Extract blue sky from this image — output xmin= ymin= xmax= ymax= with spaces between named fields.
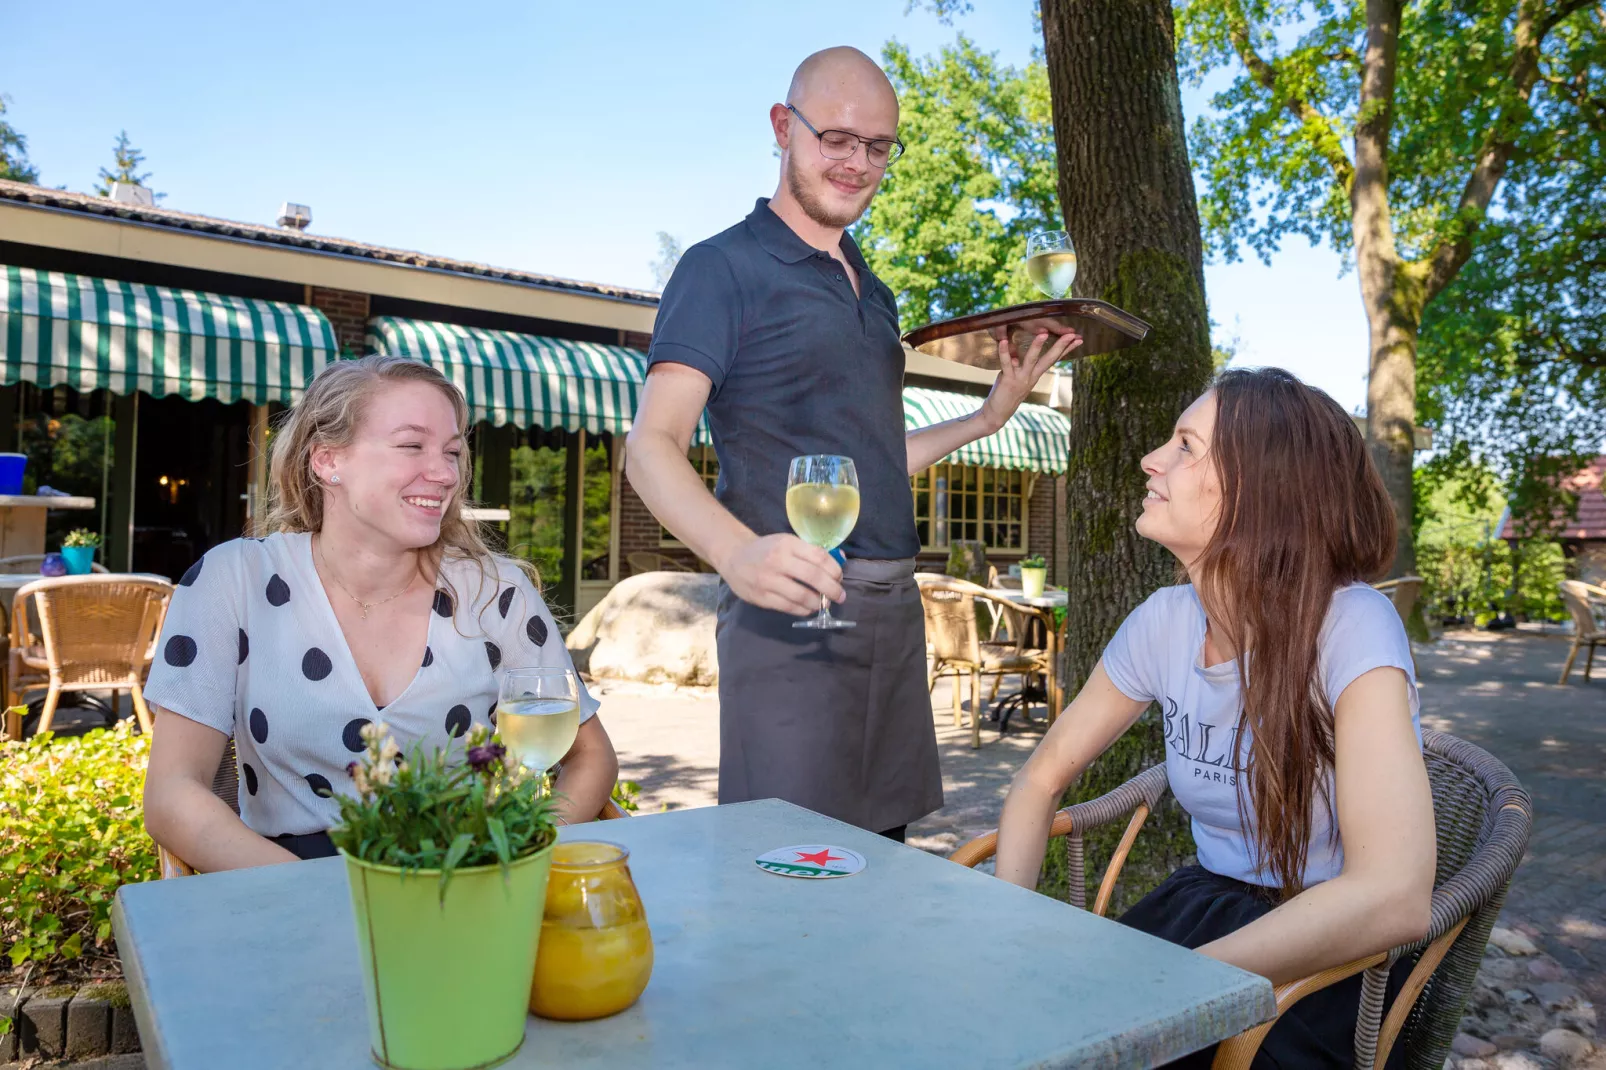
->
xmin=0 ymin=0 xmax=1369 ymax=412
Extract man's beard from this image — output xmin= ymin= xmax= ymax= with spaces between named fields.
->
xmin=787 ymin=154 xmax=875 ymax=229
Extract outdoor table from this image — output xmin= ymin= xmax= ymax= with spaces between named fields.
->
xmin=987 ymin=586 xmax=1069 ymax=722
xmin=113 ymin=799 xmax=1275 ymax=1070
xmin=0 ymin=493 xmax=96 ymax=557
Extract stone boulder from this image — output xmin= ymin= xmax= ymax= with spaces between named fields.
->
xmin=567 ymin=571 xmax=720 ymax=687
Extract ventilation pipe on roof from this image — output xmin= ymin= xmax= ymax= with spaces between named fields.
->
xmin=108 ymin=182 xmax=155 ymax=207
xmin=277 ymin=202 xmax=312 ymax=231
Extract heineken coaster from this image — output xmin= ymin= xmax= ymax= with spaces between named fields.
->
xmin=755 ymin=845 xmax=867 ymax=879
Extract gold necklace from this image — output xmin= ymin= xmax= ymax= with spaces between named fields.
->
xmin=315 ymin=536 xmax=415 ymax=620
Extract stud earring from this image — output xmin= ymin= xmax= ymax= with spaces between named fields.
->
xmin=330 ymin=474 xmax=341 ymax=485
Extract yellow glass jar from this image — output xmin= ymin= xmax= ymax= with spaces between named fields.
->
xmin=530 ymin=841 xmax=653 ymax=1021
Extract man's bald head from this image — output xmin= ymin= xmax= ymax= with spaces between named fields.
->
xmin=770 ymin=46 xmax=899 ymax=232
xmin=785 ymin=46 xmax=898 ymax=126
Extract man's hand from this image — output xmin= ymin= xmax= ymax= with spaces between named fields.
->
xmin=979 ymin=328 xmax=1084 ymax=432
xmin=716 ymin=534 xmax=845 ymax=617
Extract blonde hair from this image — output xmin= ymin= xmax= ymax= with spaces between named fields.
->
xmin=265 ymin=354 xmax=532 ymax=610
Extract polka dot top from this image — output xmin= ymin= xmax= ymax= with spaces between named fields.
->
xmin=143 ymin=532 xmax=599 ymax=838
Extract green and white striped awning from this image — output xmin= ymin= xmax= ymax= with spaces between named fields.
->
xmin=1 ymin=264 xmax=338 ymax=404
xmin=903 ymin=386 xmax=1070 ymax=473
xmin=368 ymin=317 xmax=659 ymax=435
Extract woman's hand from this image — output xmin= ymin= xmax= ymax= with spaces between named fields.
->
xmin=549 ymin=715 xmax=620 ymax=826
xmin=994 ymin=661 xmax=1148 ymax=887
xmin=144 ymin=708 xmax=300 ymax=872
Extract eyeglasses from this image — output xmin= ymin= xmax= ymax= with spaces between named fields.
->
xmin=786 ymin=104 xmax=905 ymax=169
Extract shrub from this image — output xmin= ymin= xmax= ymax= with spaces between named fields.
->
xmin=0 ymin=720 xmax=156 ymax=979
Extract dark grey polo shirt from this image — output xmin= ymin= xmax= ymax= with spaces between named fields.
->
xmin=647 ymin=198 xmax=918 ymax=560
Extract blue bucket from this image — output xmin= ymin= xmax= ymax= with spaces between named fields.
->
xmin=0 ymin=454 xmax=25 ymax=496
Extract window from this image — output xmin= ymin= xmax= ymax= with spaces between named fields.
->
xmin=660 ymin=446 xmax=720 ymax=545
xmin=911 ymin=464 xmax=1028 ymax=552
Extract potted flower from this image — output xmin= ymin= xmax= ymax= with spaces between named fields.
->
xmin=1019 ymin=555 xmax=1048 ymax=599
xmin=60 ymin=529 xmax=101 ymax=575
xmin=330 ymin=723 xmax=559 ymax=1070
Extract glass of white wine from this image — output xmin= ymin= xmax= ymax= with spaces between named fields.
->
xmin=785 ymin=454 xmax=860 ymax=631
xmin=496 ymin=667 xmax=580 ymax=787
xmin=1026 ymin=230 xmax=1078 ymax=299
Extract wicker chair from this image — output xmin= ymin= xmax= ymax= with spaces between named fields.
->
xmin=156 ymin=737 xmax=632 ymax=878
xmin=1557 ymin=580 xmax=1606 ymax=684
xmin=918 ymin=575 xmax=1053 ymax=748
xmin=1373 ymin=576 xmax=1424 ymax=672
xmin=949 ymin=730 xmax=1531 ymax=1070
xmin=3 ymin=574 xmax=173 ymax=739
xmin=0 ymin=554 xmax=109 ymax=574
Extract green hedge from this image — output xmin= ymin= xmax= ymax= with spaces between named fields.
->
xmin=0 ymin=722 xmax=156 ymax=977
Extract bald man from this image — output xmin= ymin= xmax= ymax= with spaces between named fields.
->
xmin=625 ymin=47 xmax=1080 ymax=839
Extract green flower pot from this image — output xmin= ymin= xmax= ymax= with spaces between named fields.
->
xmin=61 ymin=544 xmax=97 ymax=575
xmin=342 ymin=842 xmax=555 ymax=1070
xmin=1020 ymin=566 xmax=1047 ymax=599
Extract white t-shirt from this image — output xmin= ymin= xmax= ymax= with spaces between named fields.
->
xmin=143 ymin=532 xmax=598 ymax=838
xmin=1101 ymin=583 xmax=1420 ymax=888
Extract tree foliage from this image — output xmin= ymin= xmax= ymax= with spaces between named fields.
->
xmin=650 ymin=232 xmax=683 ymax=290
xmin=94 ymin=130 xmax=160 ymax=199
xmin=0 ymin=95 xmax=38 ymax=185
xmin=1175 ymin=0 xmax=1604 ymax=572
xmin=853 ymin=37 xmax=1060 ymax=331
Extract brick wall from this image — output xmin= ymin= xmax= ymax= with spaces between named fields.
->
xmin=618 ymin=468 xmax=703 ymax=573
xmin=308 ymin=286 xmax=371 ymax=355
xmin=1025 ymin=473 xmax=1066 ymax=584
xmin=620 ymin=330 xmax=652 ymax=351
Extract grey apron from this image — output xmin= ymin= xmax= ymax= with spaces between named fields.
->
xmin=716 ymin=558 xmax=944 ymax=833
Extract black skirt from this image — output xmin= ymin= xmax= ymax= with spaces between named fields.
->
xmin=1118 ymin=866 xmax=1412 ymax=1070
xmin=270 ymin=831 xmax=338 ymax=860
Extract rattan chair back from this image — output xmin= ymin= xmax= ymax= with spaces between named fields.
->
xmin=27 ymin=575 xmax=172 ymax=689
xmin=1559 ymin=580 xmax=1605 ymax=640
xmin=918 ymin=577 xmax=983 ymax=664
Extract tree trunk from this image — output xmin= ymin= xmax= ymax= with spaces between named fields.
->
xmin=1041 ymin=0 xmax=1214 ymax=911
xmin=1362 ymin=286 xmax=1422 ymax=578
xmin=1353 ymin=0 xmax=1420 ymax=579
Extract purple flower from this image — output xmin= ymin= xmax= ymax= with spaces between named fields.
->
xmin=466 ymin=742 xmax=506 ymax=772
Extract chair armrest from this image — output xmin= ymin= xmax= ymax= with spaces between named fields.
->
xmin=157 ymin=844 xmax=198 ymax=879
xmin=949 ymin=764 xmax=1169 ymax=870
xmin=1211 ymin=952 xmax=1388 ymax=1070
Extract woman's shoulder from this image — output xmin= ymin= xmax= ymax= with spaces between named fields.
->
xmin=1325 ymin=582 xmax=1404 ymax=631
xmin=438 ymin=551 xmax=543 ymax=614
xmin=178 ymin=532 xmax=305 ymax=587
xmin=1132 ymin=583 xmax=1204 ymax=622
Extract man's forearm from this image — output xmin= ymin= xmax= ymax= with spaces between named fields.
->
xmin=906 ymin=411 xmax=1002 ymax=474
xmin=624 ymin=427 xmax=756 ymax=572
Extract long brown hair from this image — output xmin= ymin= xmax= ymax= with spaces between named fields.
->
xmin=1192 ymin=367 xmax=1395 ymax=897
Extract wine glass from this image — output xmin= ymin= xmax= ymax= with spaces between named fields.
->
xmin=1025 ymin=230 xmax=1078 ymax=299
xmin=786 ymin=455 xmax=860 ymax=630
xmin=496 ymin=667 xmax=580 ymax=785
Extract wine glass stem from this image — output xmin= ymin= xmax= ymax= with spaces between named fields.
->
xmin=818 ymin=595 xmax=833 ymax=624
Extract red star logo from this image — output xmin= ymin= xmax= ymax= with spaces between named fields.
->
xmin=794 ymin=848 xmax=843 ymax=868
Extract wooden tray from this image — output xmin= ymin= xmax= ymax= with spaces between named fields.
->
xmin=901 ymin=299 xmax=1151 ymax=370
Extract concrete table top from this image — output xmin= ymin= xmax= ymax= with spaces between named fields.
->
xmin=113 ymin=799 xmax=1274 ymax=1069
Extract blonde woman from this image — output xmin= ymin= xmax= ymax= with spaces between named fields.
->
xmin=144 ymin=355 xmax=617 ymax=870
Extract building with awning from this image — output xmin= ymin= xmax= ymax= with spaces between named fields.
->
xmin=0 ymin=177 xmax=1072 ymax=617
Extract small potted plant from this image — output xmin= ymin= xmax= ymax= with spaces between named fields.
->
xmin=330 ymin=723 xmax=559 ymax=1070
xmin=60 ymin=529 xmax=101 ymax=575
xmin=1019 ymin=554 xmax=1048 ymax=599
